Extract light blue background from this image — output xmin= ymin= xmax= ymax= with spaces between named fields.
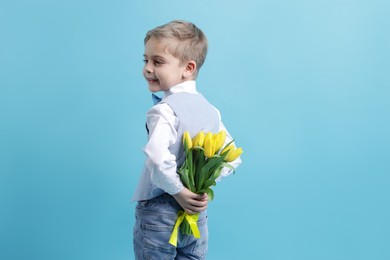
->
xmin=1 ymin=1 xmax=389 ymax=259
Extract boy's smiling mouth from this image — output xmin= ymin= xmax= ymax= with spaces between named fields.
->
xmin=147 ymin=78 xmax=159 ymax=83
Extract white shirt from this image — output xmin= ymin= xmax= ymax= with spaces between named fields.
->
xmin=133 ymin=80 xmax=241 ymax=200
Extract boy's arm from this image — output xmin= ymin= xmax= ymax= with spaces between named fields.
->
xmin=144 ymin=103 xmax=184 ymax=195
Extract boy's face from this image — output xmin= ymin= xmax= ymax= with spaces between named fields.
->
xmin=143 ymin=37 xmax=187 ymax=92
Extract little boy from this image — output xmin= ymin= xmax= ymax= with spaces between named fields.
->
xmin=132 ymin=20 xmax=241 ymax=259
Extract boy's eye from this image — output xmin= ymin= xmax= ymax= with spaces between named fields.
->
xmin=154 ymin=60 xmax=164 ymax=66
xmin=143 ymin=59 xmax=148 ymax=64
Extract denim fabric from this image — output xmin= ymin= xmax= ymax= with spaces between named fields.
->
xmin=133 ymin=193 xmax=208 ymax=260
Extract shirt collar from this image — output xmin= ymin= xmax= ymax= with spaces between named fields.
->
xmin=164 ymin=81 xmax=197 ymax=97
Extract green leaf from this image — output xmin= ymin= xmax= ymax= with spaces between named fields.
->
xmin=220 ymin=162 xmax=236 ymax=174
xmin=202 ymin=179 xmax=217 ymax=189
xmin=201 ymin=166 xmax=223 ymax=190
xmin=210 ymin=167 xmax=223 ymax=182
xmin=179 ymin=168 xmax=192 ymax=190
xmin=197 ymin=156 xmax=222 ymax=191
xmin=202 ymin=156 xmax=225 ymax=177
xmin=206 ymin=188 xmax=214 ymax=201
xmin=186 ymin=149 xmax=196 ymax=192
xmin=194 ymin=149 xmax=206 ymax=191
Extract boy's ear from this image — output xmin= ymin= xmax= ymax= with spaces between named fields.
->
xmin=183 ymin=60 xmax=197 ymax=78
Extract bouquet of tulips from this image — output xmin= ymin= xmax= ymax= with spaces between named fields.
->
xmin=169 ymin=130 xmax=243 ymax=246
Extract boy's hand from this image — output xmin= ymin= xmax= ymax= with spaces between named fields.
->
xmin=173 ymin=187 xmax=208 ymax=215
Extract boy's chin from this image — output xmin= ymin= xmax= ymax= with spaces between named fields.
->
xmin=148 ymin=85 xmax=161 ymax=92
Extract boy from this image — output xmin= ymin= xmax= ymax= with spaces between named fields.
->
xmin=132 ymin=20 xmax=241 ymax=259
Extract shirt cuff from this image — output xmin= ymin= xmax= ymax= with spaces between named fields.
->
xmin=166 ymin=181 xmax=184 ymax=196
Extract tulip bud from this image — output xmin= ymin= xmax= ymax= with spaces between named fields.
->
xmin=225 ymin=147 xmax=243 ymax=162
xmin=203 ymin=134 xmax=215 ymax=158
xmin=204 ymin=132 xmax=213 ymax=143
xmin=192 ymin=131 xmax=205 ymax=148
xmin=214 ymin=131 xmax=226 ymax=152
xmin=221 ymin=143 xmax=234 ymax=156
xmin=183 ymin=131 xmax=192 ymax=150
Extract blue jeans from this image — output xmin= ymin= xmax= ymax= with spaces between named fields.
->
xmin=133 ymin=193 xmax=208 ymax=259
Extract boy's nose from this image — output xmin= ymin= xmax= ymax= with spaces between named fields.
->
xmin=144 ymin=64 xmax=153 ymax=74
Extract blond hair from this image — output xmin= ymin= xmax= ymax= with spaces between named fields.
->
xmin=144 ymin=20 xmax=208 ymax=75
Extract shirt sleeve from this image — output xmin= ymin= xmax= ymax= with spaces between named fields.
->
xmin=143 ymin=103 xmax=184 ymax=195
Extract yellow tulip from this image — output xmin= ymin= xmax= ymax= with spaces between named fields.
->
xmin=204 ymin=132 xmax=213 ymax=142
xmin=204 ymin=132 xmax=213 ymax=149
xmin=203 ymin=133 xmax=215 ymax=158
xmin=214 ymin=131 xmax=226 ymax=152
xmin=221 ymin=143 xmax=234 ymax=156
xmin=192 ymin=131 xmax=205 ymax=147
xmin=225 ymin=147 xmax=243 ymax=162
xmin=182 ymin=131 xmax=192 ymax=150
